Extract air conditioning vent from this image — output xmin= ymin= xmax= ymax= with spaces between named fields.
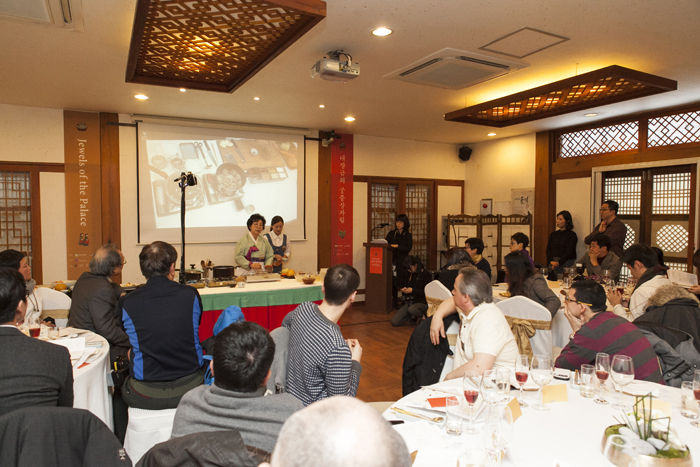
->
xmin=385 ymin=48 xmax=528 ymax=90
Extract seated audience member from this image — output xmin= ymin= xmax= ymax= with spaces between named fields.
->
xmin=577 ymin=234 xmax=622 ymax=280
xmin=120 ymin=241 xmax=205 ymax=409
xmin=0 ymin=268 xmax=73 ymax=417
xmin=465 ymin=237 xmax=491 ymax=278
xmin=546 ymin=210 xmax=578 ymax=278
xmin=556 ymin=280 xmax=663 ymax=383
xmin=430 ymin=268 xmax=518 ymax=378
xmin=607 ymin=244 xmax=671 ymax=321
xmin=283 ymin=264 xmax=363 ymax=406
xmin=171 ymin=321 xmax=303 ymax=453
xmin=509 ymin=232 xmax=535 ymax=268
xmin=262 ymin=396 xmax=411 ymax=467
xmin=69 ymin=243 xmax=130 ymax=361
xmin=505 ymin=251 xmax=561 ymax=318
xmin=438 ymin=249 xmax=474 ymax=291
xmin=690 ymin=249 xmax=700 ymax=297
xmin=651 ymin=247 xmax=669 ymax=271
xmin=0 ymin=249 xmax=53 ymax=326
xmin=391 ymin=255 xmax=432 ymax=327
xmin=584 ymin=200 xmax=627 ymax=257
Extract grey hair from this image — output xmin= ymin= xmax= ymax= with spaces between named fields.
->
xmin=89 ymin=244 xmax=122 ymax=276
xmin=455 ymin=267 xmax=493 ymax=306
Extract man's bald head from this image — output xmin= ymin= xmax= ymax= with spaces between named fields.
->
xmin=269 ymin=396 xmax=410 ymax=467
xmin=89 ymin=243 xmax=123 ymax=276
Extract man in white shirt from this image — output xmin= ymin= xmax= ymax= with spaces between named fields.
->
xmin=429 ymin=268 xmax=518 ymax=379
xmin=607 ymin=244 xmax=671 ymax=321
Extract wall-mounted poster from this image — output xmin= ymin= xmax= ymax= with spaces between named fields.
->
xmin=511 ymin=188 xmax=535 ymax=215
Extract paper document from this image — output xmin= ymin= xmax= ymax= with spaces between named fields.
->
xmin=667 ymin=269 xmax=698 ymax=288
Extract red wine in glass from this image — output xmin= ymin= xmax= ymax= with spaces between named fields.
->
xmin=464 ymin=389 xmax=479 ymax=404
xmin=596 ymin=370 xmax=609 ymax=382
xmin=515 ymin=371 xmax=528 ymax=384
xmin=694 ymin=389 xmax=700 ymax=401
xmin=29 ymin=327 xmax=41 ymax=338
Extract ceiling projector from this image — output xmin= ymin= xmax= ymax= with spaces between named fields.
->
xmin=311 ymin=50 xmax=359 ymax=82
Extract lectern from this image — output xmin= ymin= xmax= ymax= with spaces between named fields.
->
xmin=363 ymin=242 xmax=393 ymax=314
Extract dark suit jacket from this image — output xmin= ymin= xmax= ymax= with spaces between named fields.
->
xmin=0 ymin=327 xmax=74 ymax=417
xmin=69 ymin=272 xmax=130 ymax=361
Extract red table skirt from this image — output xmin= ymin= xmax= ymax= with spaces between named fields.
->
xmin=198 ymin=300 xmax=323 ymax=341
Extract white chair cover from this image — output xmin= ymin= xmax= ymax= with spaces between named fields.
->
xmin=123 ymin=407 xmax=177 ymax=464
xmin=425 ymin=280 xmax=452 ymax=300
xmin=36 ymin=287 xmax=72 ymax=327
xmin=495 ymin=295 xmax=553 ymax=359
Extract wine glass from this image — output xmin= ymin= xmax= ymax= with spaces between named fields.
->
xmin=603 ymin=434 xmax=639 ymax=467
xmin=594 ymin=353 xmax=610 ymax=405
xmin=610 ymin=355 xmax=634 ymax=410
xmin=496 ymin=368 xmax=511 ymax=405
xmin=691 ymin=370 xmax=700 ymax=428
xmin=481 ymin=370 xmax=503 ymax=408
xmin=27 ymin=316 xmax=41 ymax=338
xmin=463 ymin=370 xmax=481 ymax=434
xmin=515 ymin=354 xmax=529 ymax=407
xmin=483 ymin=405 xmax=513 ymax=466
xmin=530 ymin=355 xmax=553 ymax=411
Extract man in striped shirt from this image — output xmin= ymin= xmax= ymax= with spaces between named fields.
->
xmin=283 ymin=264 xmax=363 ymax=406
xmin=556 ymin=280 xmax=664 ymax=383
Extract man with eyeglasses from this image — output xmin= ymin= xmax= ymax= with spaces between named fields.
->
xmin=555 ymin=280 xmax=663 ymax=383
xmin=584 ymin=200 xmax=627 ymax=257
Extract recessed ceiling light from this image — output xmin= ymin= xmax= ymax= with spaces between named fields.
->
xmin=319 ymin=104 xmax=325 ymax=108
xmin=584 ymin=113 xmax=598 ymax=117
xmin=372 ymin=27 xmax=392 ymax=37
xmin=254 ymin=97 xmax=260 ymax=101
xmin=345 ymin=117 xmax=355 ymax=122
xmin=487 ymin=132 xmax=496 ymax=136
xmin=179 ymin=88 xmax=186 ymax=92
xmin=134 ymin=94 xmax=148 ymax=100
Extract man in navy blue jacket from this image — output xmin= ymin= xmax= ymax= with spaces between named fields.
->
xmin=120 ymin=241 xmax=204 ymax=409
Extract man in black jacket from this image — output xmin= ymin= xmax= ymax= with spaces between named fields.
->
xmin=69 ymin=243 xmax=130 ymax=361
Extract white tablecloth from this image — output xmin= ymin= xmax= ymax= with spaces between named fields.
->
xmin=70 ymin=331 xmax=113 ymax=430
xmin=384 ymin=378 xmax=699 ymax=467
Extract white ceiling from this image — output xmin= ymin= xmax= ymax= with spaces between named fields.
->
xmin=1 ymin=0 xmax=699 ymax=145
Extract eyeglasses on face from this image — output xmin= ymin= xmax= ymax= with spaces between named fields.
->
xmin=564 ymin=296 xmax=593 ymax=307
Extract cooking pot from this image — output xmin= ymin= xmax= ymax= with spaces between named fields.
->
xmin=183 ymin=265 xmax=203 ymax=282
xmin=212 ymin=265 xmax=235 ymax=279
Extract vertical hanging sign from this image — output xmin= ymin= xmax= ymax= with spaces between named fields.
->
xmin=64 ymin=111 xmax=102 ymax=279
xmin=330 ymin=134 xmax=353 ymax=266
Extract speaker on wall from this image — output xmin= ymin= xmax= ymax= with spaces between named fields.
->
xmin=459 ymin=146 xmax=472 ymax=161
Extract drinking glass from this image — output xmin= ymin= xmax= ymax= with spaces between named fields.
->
xmin=459 ymin=450 xmax=488 ymax=467
xmin=514 ymin=354 xmax=529 ymax=407
xmin=482 ymin=405 xmax=513 ymax=466
xmin=610 ymin=355 xmax=635 ymax=410
xmin=463 ymin=370 xmax=481 ymax=434
xmin=680 ymin=381 xmax=698 ymax=419
xmin=27 ymin=316 xmax=41 ymax=338
xmin=692 ymin=370 xmax=700 ymax=428
xmin=481 ymin=370 xmax=503 ymax=408
xmin=602 ymin=269 xmax=611 ymax=283
xmin=445 ymin=396 xmax=462 ymax=435
xmin=603 ymin=434 xmax=639 ymax=467
xmin=530 ymin=355 xmax=553 ymax=411
xmin=580 ymin=364 xmax=596 ymax=398
xmin=594 ymin=353 xmax=610 ymax=405
xmin=539 ymin=268 xmax=549 ymax=277
xmin=48 ymin=327 xmax=59 ymax=340
xmin=496 ymin=368 xmax=511 ymax=405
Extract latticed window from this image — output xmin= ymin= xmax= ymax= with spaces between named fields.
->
xmin=652 ymin=172 xmax=691 ymax=215
xmin=0 ymin=171 xmax=33 ymax=262
xmin=404 ymin=184 xmax=431 ymax=265
xmin=559 ymin=122 xmax=638 ymax=158
xmin=648 ymin=111 xmax=700 ymax=147
xmin=370 ymin=183 xmax=398 ymax=241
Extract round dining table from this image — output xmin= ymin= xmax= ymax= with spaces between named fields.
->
xmin=383 ymin=377 xmax=699 ymax=467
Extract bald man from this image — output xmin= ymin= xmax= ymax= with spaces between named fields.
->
xmin=262 ymin=396 xmax=411 ymax=467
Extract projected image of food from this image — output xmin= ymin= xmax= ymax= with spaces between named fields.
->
xmin=137 ymin=122 xmax=305 ymax=244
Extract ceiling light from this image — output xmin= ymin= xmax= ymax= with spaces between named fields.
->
xmin=487 ymin=133 xmax=497 ymax=136
xmin=134 ymin=94 xmax=148 ymax=100
xmin=180 ymin=88 xmax=186 ymax=92
xmin=344 ymin=117 xmax=355 ymax=122
xmin=372 ymin=27 xmax=392 ymax=37
xmin=584 ymin=113 xmax=598 ymax=117
xmin=254 ymin=97 xmax=260 ymax=100
xmin=444 ymin=65 xmax=677 ymax=127
xmin=319 ymin=104 xmax=325 ymax=108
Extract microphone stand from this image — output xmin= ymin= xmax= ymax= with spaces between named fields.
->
xmin=176 ymin=172 xmax=197 ymax=284
xmin=370 ymin=224 xmax=390 ymax=241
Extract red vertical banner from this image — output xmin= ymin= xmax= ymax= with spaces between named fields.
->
xmin=330 ymin=134 xmax=353 ymax=266
xmin=64 ymin=111 xmax=102 ymax=279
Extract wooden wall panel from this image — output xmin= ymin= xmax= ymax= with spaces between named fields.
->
xmin=533 ymin=131 xmax=553 ymax=264
xmin=99 ymin=113 xmax=122 ymax=283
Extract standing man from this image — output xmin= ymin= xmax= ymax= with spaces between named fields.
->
xmin=120 ymin=241 xmax=205 ymax=409
xmin=585 ymin=200 xmax=627 ymax=257
xmin=283 ymin=264 xmax=363 ymax=406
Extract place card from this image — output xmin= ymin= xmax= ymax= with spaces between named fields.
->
xmin=427 ymin=397 xmax=447 ymax=408
xmin=507 ymin=397 xmax=523 ymax=421
xmin=542 ymin=384 xmax=568 ymax=404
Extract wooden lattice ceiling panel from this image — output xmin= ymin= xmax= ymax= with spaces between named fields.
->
xmin=126 ymin=0 xmax=326 ymax=93
xmin=444 ymin=66 xmax=677 ymax=128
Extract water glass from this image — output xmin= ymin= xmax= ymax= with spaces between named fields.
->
xmin=680 ymin=381 xmax=698 ymax=419
xmin=496 ymin=368 xmax=511 ymax=405
xmin=48 ymin=327 xmax=59 ymax=340
xmin=445 ymin=396 xmax=462 ymax=435
xmin=580 ymin=364 xmax=596 ymax=398
xmin=610 ymin=355 xmax=635 ymax=410
xmin=481 ymin=370 xmax=504 ymax=407
xmin=483 ymin=406 xmax=513 ymax=466
xmin=604 ymin=434 xmax=640 ymax=467
xmin=530 ymin=355 xmax=553 ymax=411
xmin=692 ymin=370 xmax=700 ymax=428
